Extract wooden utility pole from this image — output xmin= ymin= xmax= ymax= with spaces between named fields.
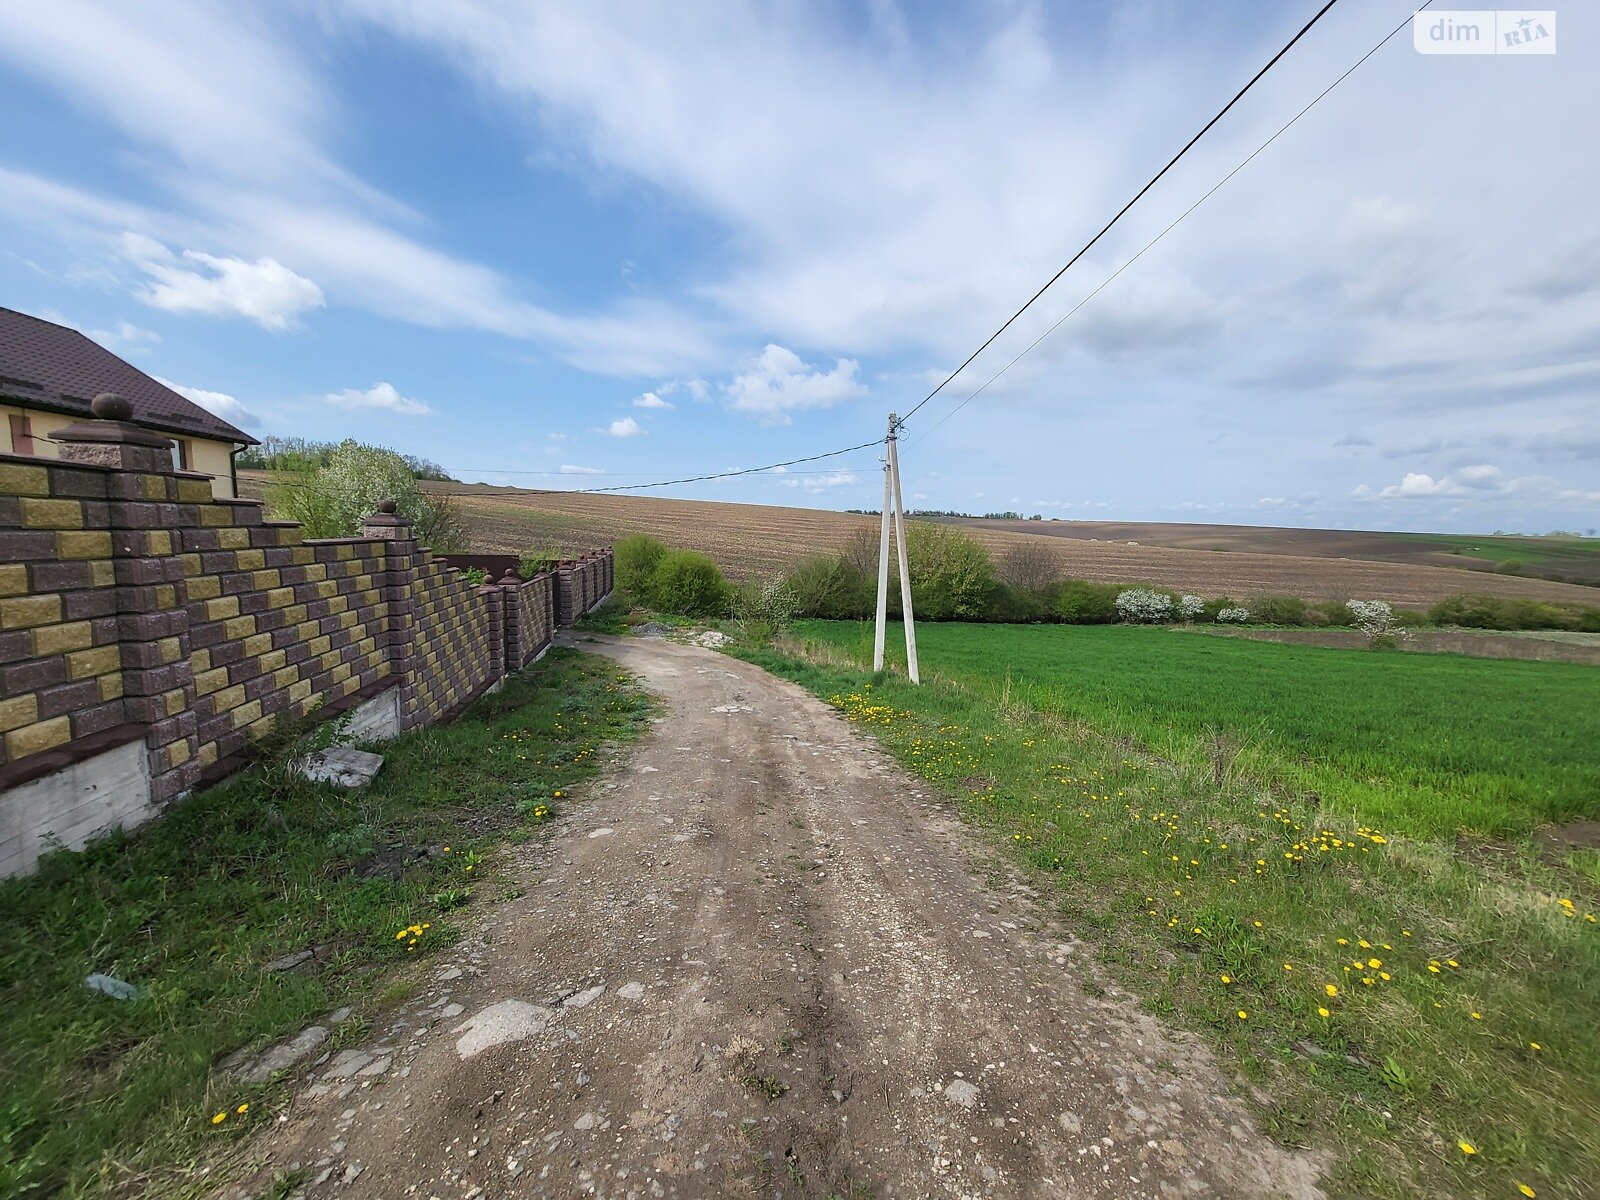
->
xmin=872 ymin=412 xmax=920 ymax=683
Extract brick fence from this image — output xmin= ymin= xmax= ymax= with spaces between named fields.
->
xmin=0 ymin=398 xmax=611 ymax=878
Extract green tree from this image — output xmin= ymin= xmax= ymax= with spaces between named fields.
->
xmin=904 ymin=522 xmax=996 ymax=619
xmin=614 ymin=534 xmax=667 ymax=606
xmin=265 ymin=439 xmax=465 ymax=551
xmin=785 ymin=555 xmax=874 ymax=619
xmin=651 ymin=549 xmax=730 ymax=617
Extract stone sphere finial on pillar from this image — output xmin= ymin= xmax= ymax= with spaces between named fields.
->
xmin=91 ymin=392 xmax=134 ymax=422
xmin=377 ymin=498 xmax=398 ymax=514
xmin=500 ymin=568 xmax=521 ymax=584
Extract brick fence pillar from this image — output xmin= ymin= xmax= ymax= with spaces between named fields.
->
xmin=359 ymin=500 xmax=417 ymax=697
xmin=50 ymin=394 xmax=205 ymax=805
xmin=498 ymin=569 xmax=523 ymax=671
xmin=555 ymin=562 xmax=576 ymax=626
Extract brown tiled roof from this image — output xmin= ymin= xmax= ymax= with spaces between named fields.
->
xmin=0 ymin=307 xmax=258 ymax=445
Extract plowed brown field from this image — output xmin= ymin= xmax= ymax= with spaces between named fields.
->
xmin=430 ymin=484 xmax=1599 ymax=608
xmin=235 ymin=473 xmax=1596 ymax=607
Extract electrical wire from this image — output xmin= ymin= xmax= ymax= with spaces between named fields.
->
xmin=247 ymin=438 xmax=885 ymax=500
xmin=896 ymin=0 xmax=1345 ymax=430
xmin=904 ymin=1 xmax=1427 ymax=449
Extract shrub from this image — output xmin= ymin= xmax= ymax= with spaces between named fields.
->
xmin=1176 ymin=594 xmax=1205 ymax=622
xmin=1314 ymin=599 xmax=1356 ymax=627
xmin=1347 ymin=599 xmax=1412 ymax=648
xmin=986 ymin=582 xmax=1054 ymax=623
xmin=1116 ymin=588 xmax=1174 ymax=624
xmin=1250 ymin=595 xmax=1309 ymax=626
xmin=732 ymin=576 xmax=799 ymax=646
xmin=519 ymin=547 xmax=560 ymax=578
xmin=614 ymin=534 xmax=666 ymax=606
xmin=904 ymin=522 xmax=997 ymax=620
xmin=997 ymin=543 xmax=1059 ymax=593
xmin=1427 ymin=592 xmax=1598 ymax=632
xmin=265 ymin=439 xmax=465 ymax=551
xmin=1056 ymin=579 xmax=1122 ymax=624
xmin=651 ymin=549 xmax=730 ymax=617
xmin=786 ymin=555 xmax=874 ymax=619
xmin=1216 ymin=606 xmax=1250 ymax=623
xmin=459 ymin=566 xmax=488 ymax=586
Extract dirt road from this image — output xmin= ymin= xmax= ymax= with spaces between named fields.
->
xmin=234 ymin=634 xmax=1323 ymax=1199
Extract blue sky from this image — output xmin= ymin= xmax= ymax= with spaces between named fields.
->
xmin=1 ymin=1 xmax=1595 ymax=533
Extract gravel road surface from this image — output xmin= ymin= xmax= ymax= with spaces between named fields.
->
xmin=230 ymin=634 xmax=1322 ymax=1200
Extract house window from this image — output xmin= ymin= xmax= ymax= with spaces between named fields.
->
xmin=7 ymin=413 xmax=34 ymax=456
xmin=171 ymin=438 xmax=192 ymax=471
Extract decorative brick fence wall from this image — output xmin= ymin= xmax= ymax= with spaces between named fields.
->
xmin=0 ymin=396 xmax=611 ymax=878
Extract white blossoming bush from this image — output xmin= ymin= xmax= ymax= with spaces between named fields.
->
xmin=1346 ymin=598 xmax=1412 ymax=647
xmin=1116 ymin=588 xmax=1174 ymax=624
xmin=1215 ymin=606 xmax=1251 ymax=624
xmin=1177 ymin=594 xmax=1205 ymax=621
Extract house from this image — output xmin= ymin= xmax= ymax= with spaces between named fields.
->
xmin=0 ymin=307 xmax=257 ymax=498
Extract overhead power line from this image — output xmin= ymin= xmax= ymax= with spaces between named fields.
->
xmin=907 ymin=0 xmax=1432 ymax=447
xmin=248 ymin=437 xmax=884 ymax=501
xmin=896 ymin=0 xmax=1345 ymax=430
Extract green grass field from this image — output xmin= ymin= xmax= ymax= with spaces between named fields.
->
xmin=0 ymin=650 xmax=649 ymax=1200
xmin=796 ymin=621 xmax=1600 ymax=837
xmin=743 ymin=621 xmax=1600 ymax=1200
xmin=1393 ymin=531 xmax=1600 ymax=584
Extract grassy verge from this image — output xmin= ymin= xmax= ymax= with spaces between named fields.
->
xmin=0 ymin=648 xmax=650 ymax=1199
xmin=736 ymin=624 xmax=1599 ymax=1200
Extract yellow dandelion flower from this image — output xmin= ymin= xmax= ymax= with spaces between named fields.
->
xmin=1458 ymin=1141 xmax=1476 ymax=1156
xmin=236 ymin=1103 xmax=249 ymax=1114
xmin=1470 ymin=1012 xmax=1482 ymax=1020
xmin=1519 ymin=1184 xmax=1536 ymax=1197
xmin=211 ymin=1111 xmax=227 ymax=1125
xmin=1237 ymin=1010 xmax=1248 ymax=1020
xmin=1530 ymin=1042 xmax=1541 ymax=1051
xmin=1368 ymin=958 xmax=1382 ymax=969
xmin=1317 ymin=1007 xmax=1330 ymax=1018
xmin=1325 ymin=984 xmax=1339 ymax=997
xmin=1283 ymin=963 xmax=1293 ymax=972
xmin=1220 ymin=973 xmax=1232 ymax=983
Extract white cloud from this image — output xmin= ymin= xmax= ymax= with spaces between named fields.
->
xmin=155 ymin=376 xmax=260 ymax=428
xmin=603 ymin=416 xmax=644 ymax=437
xmin=1369 ymin=464 xmax=1507 ymax=500
xmin=88 ymin=320 xmax=159 ymax=353
xmin=632 ymin=391 xmax=674 ymax=409
xmin=1454 ymin=463 xmax=1504 ymax=490
xmin=723 ymin=344 xmax=866 ymax=425
xmin=779 ymin=469 xmax=857 ymax=493
xmin=558 ymin=464 xmax=604 ymax=474
xmin=658 ymin=377 xmax=709 ymax=401
xmin=323 ymin=381 xmax=433 ymax=416
xmin=123 ymin=233 xmax=324 ymax=330
xmin=1377 ymin=473 xmax=1457 ymax=499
